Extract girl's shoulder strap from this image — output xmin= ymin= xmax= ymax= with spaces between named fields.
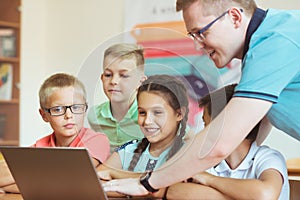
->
xmin=114 ymin=139 xmax=139 ymax=152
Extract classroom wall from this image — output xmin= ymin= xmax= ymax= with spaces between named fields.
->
xmin=20 ymin=0 xmax=300 ymax=159
xmin=20 ymin=0 xmax=124 ymax=145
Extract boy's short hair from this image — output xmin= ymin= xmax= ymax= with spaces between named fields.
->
xmin=103 ymin=43 xmax=145 ymax=70
xmin=39 ymin=73 xmax=87 ymax=108
xmin=199 ymin=84 xmax=236 ymax=119
xmin=199 ymin=83 xmax=259 ymax=141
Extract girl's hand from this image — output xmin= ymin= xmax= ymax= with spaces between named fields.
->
xmin=0 ymin=188 xmax=5 ymax=194
xmin=97 ymin=170 xmax=112 ymax=181
xmin=103 ymin=178 xmax=149 ymax=196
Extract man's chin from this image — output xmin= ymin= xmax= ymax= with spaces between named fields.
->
xmin=214 ymin=61 xmax=228 ymax=69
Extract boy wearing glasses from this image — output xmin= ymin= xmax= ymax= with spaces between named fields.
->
xmin=36 ymin=73 xmax=110 ymax=165
xmin=88 ymin=43 xmax=146 ymax=153
xmin=0 ymin=73 xmax=110 ymax=193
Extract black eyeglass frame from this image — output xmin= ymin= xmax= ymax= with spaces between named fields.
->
xmin=43 ymin=104 xmax=88 ymax=116
xmin=187 ymin=9 xmax=243 ymax=42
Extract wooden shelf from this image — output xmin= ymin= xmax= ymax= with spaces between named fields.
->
xmin=0 ymin=56 xmax=19 ymax=63
xmin=0 ymin=20 xmax=20 ymax=29
xmin=0 ymin=140 xmax=19 ymax=146
xmin=0 ymin=99 xmax=19 ymax=104
xmin=0 ymin=0 xmax=21 ymax=146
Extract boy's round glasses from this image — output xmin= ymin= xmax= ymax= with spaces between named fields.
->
xmin=44 ymin=104 xmax=88 ymax=116
xmin=187 ymin=10 xmax=229 ymax=44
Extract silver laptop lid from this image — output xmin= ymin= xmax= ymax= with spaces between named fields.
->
xmin=0 ymin=147 xmax=108 ymax=200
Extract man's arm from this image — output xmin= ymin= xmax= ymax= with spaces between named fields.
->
xmin=103 ymin=97 xmax=272 ymax=195
xmin=149 ymin=97 xmax=272 ymax=188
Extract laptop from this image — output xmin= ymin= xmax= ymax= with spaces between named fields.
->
xmin=0 ymin=147 xmax=111 ymax=200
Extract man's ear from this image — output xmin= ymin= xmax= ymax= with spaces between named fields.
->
xmin=228 ymin=7 xmax=243 ymax=28
xmin=39 ymin=108 xmax=49 ymax=122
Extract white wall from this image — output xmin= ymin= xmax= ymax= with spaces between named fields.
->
xmin=20 ymin=0 xmax=300 ymax=159
xmin=256 ymin=0 xmax=300 ymax=9
xmin=20 ymin=0 xmax=123 ymax=145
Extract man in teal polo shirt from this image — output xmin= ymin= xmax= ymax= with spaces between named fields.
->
xmin=102 ymin=0 xmax=300 ymax=197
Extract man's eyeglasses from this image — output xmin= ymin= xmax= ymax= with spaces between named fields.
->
xmin=44 ymin=104 xmax=88 ymax=116
xmin=187 ymin=10 xmax=229 ymax=43
xmin=188 ymin=9 xmax=243 ymax=44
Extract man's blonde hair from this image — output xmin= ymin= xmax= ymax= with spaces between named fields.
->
xmin=39 ymin=73 xmax=87 ymax=108
xmin=104 ymin=43 xmax=145 ymax=70
xmin=176 ymin=0 xmax=257 ymax=16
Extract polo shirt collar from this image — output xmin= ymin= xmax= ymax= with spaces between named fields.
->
xmin=242 ymin=8 xmax=267 ymax=59
xmin=100 ymin=99 xmax=138 ymax=120
xmin=214 ymin=142 xmax=259 ymax=173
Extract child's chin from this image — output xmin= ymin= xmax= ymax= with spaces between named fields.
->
xmin=62 ymin=130 xmax=78 ymax=136
xmin=145 ymin=133 xmax=159 ymax=141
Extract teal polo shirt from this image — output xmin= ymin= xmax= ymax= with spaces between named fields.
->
xmin=234 ymin=8 xmax=300 ymax=140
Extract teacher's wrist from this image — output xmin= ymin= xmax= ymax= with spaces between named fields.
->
xmin=139 ymin=171 xmax=159 ymax=193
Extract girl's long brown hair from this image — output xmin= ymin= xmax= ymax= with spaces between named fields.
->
xmin=128 ymin=75 xmax=189 ymax=171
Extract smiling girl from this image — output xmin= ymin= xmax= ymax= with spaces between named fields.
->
xmin=97 ymin=74 xmax=189 ymax=177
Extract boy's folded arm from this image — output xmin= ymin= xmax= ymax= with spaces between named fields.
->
xmin=91 ymin=157 xmax=101 ymax=168
xmin=0 ymin=160 xmax=15 ymax=187
xmin=2 ymin=183 xmax=20 ymax=194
